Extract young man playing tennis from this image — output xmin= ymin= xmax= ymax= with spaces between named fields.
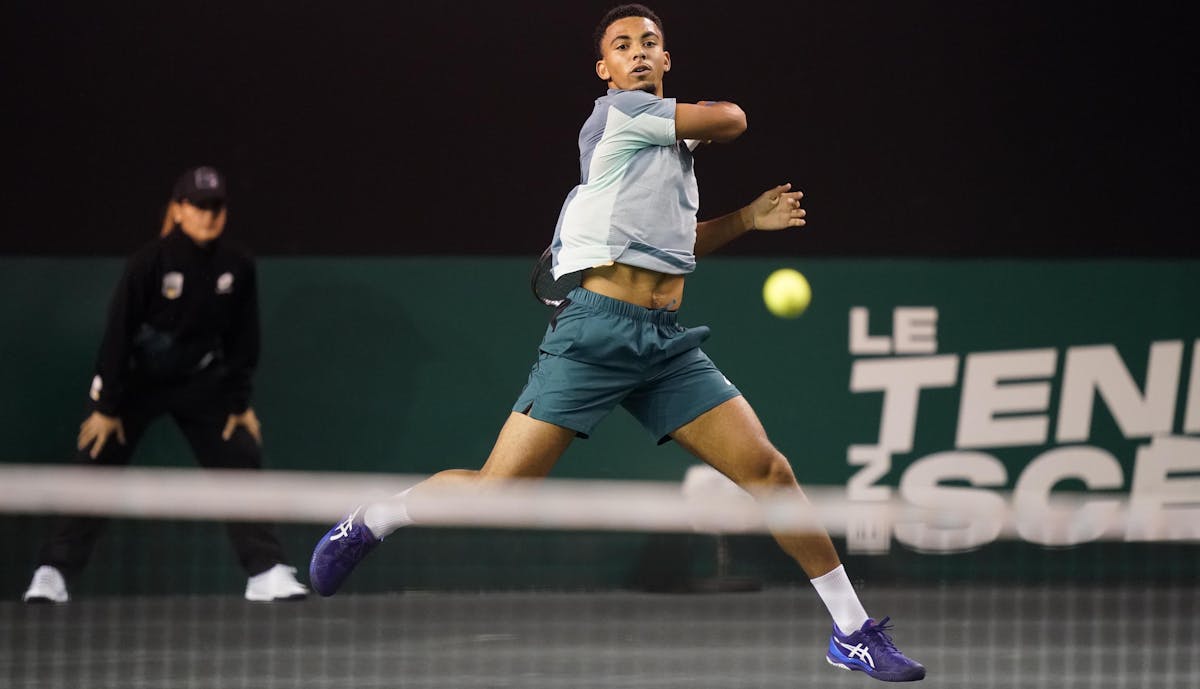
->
xmin=312 ymin=4 xmax=924 ymax=682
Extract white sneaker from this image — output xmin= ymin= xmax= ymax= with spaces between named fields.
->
xmin=23 ymin=565 xmax=69 ymax=604
xmin=244 ymin=564 xmax=308 ymax=602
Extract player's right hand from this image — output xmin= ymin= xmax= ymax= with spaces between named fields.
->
xmin=78 ymin=411 xmax=126 ymax=459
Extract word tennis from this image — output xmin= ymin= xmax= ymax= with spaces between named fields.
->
xmin=845 ymin=306 xmax=1198 ymax=552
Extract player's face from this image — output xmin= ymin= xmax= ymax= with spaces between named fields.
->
xmin=175 ymin=199 xmax=227 ymax=245
xmin=596 ymin=17 xmax=670 ymax=96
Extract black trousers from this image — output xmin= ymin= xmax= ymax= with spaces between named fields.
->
xmin=37 ymin=369 xmax=288 ymax=578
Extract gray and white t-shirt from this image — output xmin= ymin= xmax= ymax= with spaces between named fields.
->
xmin=551 ymin=89 xmax=699 ymax=279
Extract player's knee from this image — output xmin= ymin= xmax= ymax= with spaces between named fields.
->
xmin=741 ymin=449 xmax=796 ymax=488
xmin=765 ymin=453 xmax=797 ymax=487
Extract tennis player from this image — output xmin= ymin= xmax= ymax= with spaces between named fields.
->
xmin=312 ymin=5 xmax=923 ymax=681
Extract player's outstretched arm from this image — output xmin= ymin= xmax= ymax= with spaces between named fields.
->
xmin=745 ymin=183 xmax=806 ymax=232
xmin=676 ymin=101 xmax=747 ymax=143
xmin=694 ymin=183 xmax=806 ymax=258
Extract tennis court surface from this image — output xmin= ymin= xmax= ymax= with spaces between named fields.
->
xmin=3 ymin=466 xmax=1196 ymax=688
xmin=6 ymin=584 xmax=1196 ymax=689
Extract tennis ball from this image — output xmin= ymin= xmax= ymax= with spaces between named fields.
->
xmin=762 ymin=268 xmax=811 ymax=318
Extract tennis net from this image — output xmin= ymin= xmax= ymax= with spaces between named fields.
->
xmin=2 ymin=455 xmax=1197 ymax=689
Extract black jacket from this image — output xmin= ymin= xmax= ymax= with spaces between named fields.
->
xmin=89 ymin=228 xmax=259 ymax=415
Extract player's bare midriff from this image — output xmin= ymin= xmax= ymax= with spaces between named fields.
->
xmin=582 ymin=263 xmax=686 ymax=311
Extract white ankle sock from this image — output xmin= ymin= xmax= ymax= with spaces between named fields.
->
xmin=362 ymin=488 xmax=414 ymax=539
xmin=809 ymin=564 xmax=870 ymax=636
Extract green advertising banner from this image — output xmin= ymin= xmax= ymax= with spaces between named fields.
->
xmin=1 ymin=257 xmax=1196 ymax=590
xmin=688 ymin=260 xmax=1199 ymax=555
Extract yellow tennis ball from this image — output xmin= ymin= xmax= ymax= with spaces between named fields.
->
xmin=762 ymin=268 xmax=812 ymax=318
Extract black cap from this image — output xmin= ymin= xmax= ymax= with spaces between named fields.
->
xmin=172 ymin=166 xmax=227 ymax=204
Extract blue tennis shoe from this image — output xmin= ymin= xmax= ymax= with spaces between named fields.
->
xmin=309 ymin=507 xmax=380 ymax=597
xmin=826 ymin=616 xmax=926 ymax=682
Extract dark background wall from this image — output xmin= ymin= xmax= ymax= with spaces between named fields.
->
xmin=5 ymin=0 xmax=1197 ymax=257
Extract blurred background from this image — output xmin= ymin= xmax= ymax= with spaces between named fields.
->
xmin=2 ymin=2 xmax=1197 ymax=688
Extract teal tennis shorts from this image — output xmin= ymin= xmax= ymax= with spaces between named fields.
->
xmin=513 ymin=287 xmax=742 ymax=443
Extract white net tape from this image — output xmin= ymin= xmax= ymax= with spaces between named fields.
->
xmin=2 ymin=433 xmax=1197 ymax=545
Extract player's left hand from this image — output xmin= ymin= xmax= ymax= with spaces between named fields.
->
xmin=748 ymin=183 xmax=805 ymax=231
xmin=222 ymin=408 xmax=262 ymax=445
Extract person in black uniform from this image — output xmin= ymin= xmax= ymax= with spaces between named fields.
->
xmin=22 ymin=166 xmax=308 ymax=603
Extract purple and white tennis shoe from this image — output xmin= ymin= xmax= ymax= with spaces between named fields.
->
xmin=309 ymin=507 xmax=380 ymax=597
xmin=826 ymin=616 xmax=926 ymax=682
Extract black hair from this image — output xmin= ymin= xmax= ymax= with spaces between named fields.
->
xmin=594 ymin=4 xmax=664 ymax=59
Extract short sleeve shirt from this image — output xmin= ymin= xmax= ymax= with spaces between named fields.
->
xmin=550 ymin=89 xmax=699 ymax=279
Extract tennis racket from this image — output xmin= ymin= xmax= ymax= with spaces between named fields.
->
xmin=530 ymin=245 xmax=582 ymax=308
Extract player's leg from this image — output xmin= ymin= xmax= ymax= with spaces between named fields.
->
xmin=24 ymin=408 xmax=151 ymax=603
xmin=312 ymin=292 xmax=634 ymax=596
xmin=171 ymin=377 xmax=306 ymax=601
xmin=670 ymin=397 xmax=925 ymax=681
xmin=310 ymin=412 xmax=577 ymax=597
xmin=363 ymin=411 xmax=576 ymax=535
xmin=670 ymin=396 xmax=840 ymax=577
xmin=310 ymin=345 xmax=599 ymax=597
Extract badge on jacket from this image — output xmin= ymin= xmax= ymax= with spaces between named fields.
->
xmin=216 ymin=272 xmax=234 ymax=294
xmin=162 ymin=272 xmax=184 ymax=299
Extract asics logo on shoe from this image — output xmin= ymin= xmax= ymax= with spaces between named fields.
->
xmin=330 ymin=509 xmax=360 ymax=541
xmin=836 ymin=640 xmax=874 ymax=669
